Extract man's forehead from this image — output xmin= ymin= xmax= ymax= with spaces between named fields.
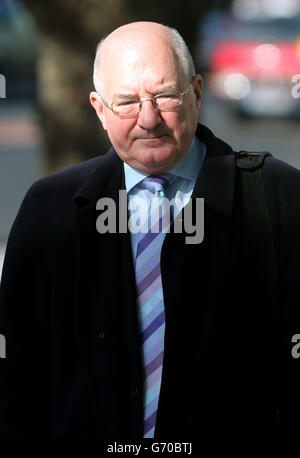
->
xmin=104 ymin=53 xmax=183 ymax=93
xmin=107 ymin=71 xmax=182 ymax=97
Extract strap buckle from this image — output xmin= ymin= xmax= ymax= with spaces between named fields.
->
xmin=236 ymin=151 xmax=272 ymax=171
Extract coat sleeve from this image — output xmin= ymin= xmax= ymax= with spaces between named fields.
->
xmin=265 ymin=159 xmax=300 ymax=444
xmin=0 ymin=181 xmax=52 ymax=438
xmin=278 ymin=190 xmax=300 ymax=444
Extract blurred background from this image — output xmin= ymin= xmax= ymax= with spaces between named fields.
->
xmin=0 ymin=0 xmax=300 ymax=278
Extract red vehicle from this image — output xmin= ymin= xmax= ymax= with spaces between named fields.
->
xmin=201 ymin=12 xmax=300 ymax=116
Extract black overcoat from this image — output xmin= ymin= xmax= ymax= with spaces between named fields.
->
xmin=0 ymin=124 xmax=299 ymax=447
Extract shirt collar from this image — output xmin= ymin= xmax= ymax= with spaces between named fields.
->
xmin=124 ymin=136 xmax=205 ymax=193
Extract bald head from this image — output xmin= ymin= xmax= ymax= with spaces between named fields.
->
xmin=93 ymin=22 xmax=195 ymax=96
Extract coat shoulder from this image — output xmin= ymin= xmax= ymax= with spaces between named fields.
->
xmin=5 ymin=153 xmax=113 ymax=251
xmin=28 ymin=154 xmax=105 ymax=201
xmin=263 ymin=155 xmax=300 ymax=200
xmin=264 ymin=155 xmax=300 ymax=178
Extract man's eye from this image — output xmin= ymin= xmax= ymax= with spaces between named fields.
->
xmin=117 ymin=101 xmax=137 ymax=107
xmin=158 ymin=94 xmax=174 ymax=99
xmin=156 ymin=94 xmax=178 ymax=102
xmin=155 ymin=93 xmax=181 ymax=107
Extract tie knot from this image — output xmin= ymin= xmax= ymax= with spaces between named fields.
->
xmin=141 ymin=175 xmax=170 ymax=196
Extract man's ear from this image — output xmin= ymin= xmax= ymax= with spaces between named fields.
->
xmin=89 ymin=91 xmax=107 ymax=130
xmin=193 ymin=74 xmax=203 ymax=110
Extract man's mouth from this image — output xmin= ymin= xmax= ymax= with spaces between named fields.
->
xmin=138 ymin=134 xmax=167 ymax=140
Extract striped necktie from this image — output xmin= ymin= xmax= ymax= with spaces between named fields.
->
xmin=134 ymin=174 xmax=174 ymax=438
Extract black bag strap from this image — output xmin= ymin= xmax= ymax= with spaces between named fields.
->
xmin=235 ymin=151 xmax=278 ymax=306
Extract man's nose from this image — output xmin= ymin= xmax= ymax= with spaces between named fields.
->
xmin=137 ymin=99 xmax=162 ymax=130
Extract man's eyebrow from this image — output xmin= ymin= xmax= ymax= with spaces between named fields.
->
xmin=113 ymin=85 xmax=178 ymax=100
xmin=155 ymin=85 xmax=177 ymax=93
xmin=113 ymin=93 xmax=138 ymax=100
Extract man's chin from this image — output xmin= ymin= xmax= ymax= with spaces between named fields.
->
xmin=133 ymin=153 xmax=177 ymax=174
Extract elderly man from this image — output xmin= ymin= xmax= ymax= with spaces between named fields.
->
xmin=0 ymin=21 xmax=300 ymax=448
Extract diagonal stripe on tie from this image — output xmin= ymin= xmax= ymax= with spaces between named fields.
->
xmin=137 ymin=263 xmax=161 ymax=297
xmin=140 ymin=297 xmax=164 ymax=330
xmin=144 ymin=349 xmax=164 ymax=377
xmin=141 ymin=309 xmax=165 ymax=340
xmin=141 ymin=310 xmax=165 ymax=343
xmin=144 ymin=410 xmax=157 ymax=434
xmin=136 ymin=206 xmax=172 ymax=258
xmin=138 ymin=279 xmax=162 ymax=312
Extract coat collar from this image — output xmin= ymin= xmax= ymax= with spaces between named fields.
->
xmin=73 ymin=148 xmax=125 ymax=208
xmin=192 ymin=123 xmax=236 ymax=219
xmin=73 ymin=123 xmax=236 ymax=218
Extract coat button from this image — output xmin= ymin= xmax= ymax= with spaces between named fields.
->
xmin=130 ymin=387 xmax=140 ymax=399
xmin=98 ymin=332 xmax=106 ymax=340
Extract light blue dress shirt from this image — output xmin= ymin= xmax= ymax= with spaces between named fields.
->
xmin=124 ymin=136 xmax=206 ymax=266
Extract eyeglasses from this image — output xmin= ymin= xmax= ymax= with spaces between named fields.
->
xmin=99 ymin=79 xmax=194 ymax=117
